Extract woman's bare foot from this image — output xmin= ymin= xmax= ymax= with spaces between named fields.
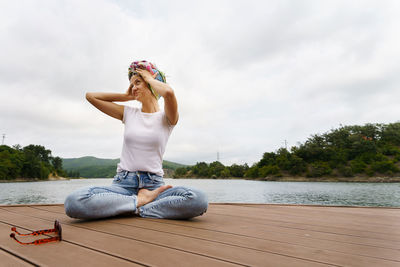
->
xmin=137 ymin=185 xmax=173 ymax=207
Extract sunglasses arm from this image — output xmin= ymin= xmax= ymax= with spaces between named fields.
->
xmin=10 ymin=233 xmax=60 ymax=245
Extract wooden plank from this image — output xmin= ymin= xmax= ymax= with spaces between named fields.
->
xmin=28 ymin=204 xmax=400 ymax=248
xmin=0 ymin=209 xmax=240 ymax=267
xmin=209 ymin=204 xmax=400 ymax=224
xmin=228 ymin=204 xmax=400 ymax=227
xmin=211 ymin=204 xmax=400 ymax=226
xmin=0 ymin=248 xmax=33 ymax=266
xmin=11 ymin=204 xmax=400 ymax=266
xmin=126 ymin=212 xmax=400 ymax=249
xmin=259 ymin=204 xmax=400 ymax=218
xmin=5 ymin=206 xmax=400 ymax=267
xmin=31 ymin=205 xmax=400 ymax=249
xmin=34 ymin=203 xmax=400 ymax=224
xmin=207 ymin=205 xmax=400 ymax=236
xmin=203 ymin=212 xmax=400 ymax=241
xmin=0 ymin=207 xmax=329 ymax=267
xmin=146 ymin=213 xmax=400 ymax=247
xmin=0 ymin=221 xmax=139 ymax=266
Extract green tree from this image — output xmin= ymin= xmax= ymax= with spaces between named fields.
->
xmin=21 ymin=150 xmax=42 ymax=178
xmin=0 ymin=144 xmax=71 ymax=180
xmin=220 ymin=168 xmax=231 ymax=178
xmin=276 ymin=148 xmax=291 ymax=170
xmin=371 ymin=160 xmax=399 ymax=174
xmin=258 ymin=152 xmax=276 ymax=167
xmin=307 ymin=161 xmax=332 ymax=177
xmin=287 ymin=154 xmax=307 ymax=175
xmin=245 ymin=164 xmax=259 ymax=178
xmin=23 ymin=145 xmax=52 ymax=164
xmin=52 ymin=156 xmax=63 ymax=171
xmin=228 ymin=163 xmax=248 ymax=177
xmin=174 ymin=167 xmax=188 ymax=177
xmin=338 ymin=165 xmax=353 ymax=177
xmin=259 ymin=165 xmax=281 ymax=177
xmin=0 ymin=145 xmax=24 ymax=179
xmin=192 ymin=162 xmax=209 ymax=177
xmin=350 ymin=159 xmax=367 ymax=174
xmin=380 ymin=123 xmax=400 ymax=145
xmin=208 ymin=161 xmax=225 ymax=177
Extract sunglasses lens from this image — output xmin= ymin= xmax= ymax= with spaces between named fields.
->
xmin=55 ymin=220 xmax=62 ymax=240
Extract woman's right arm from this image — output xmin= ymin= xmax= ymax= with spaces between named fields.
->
xmin=86 ymin=86 xmax=135 ymax=121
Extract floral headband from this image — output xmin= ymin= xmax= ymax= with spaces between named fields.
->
xmin=128 ymin=60 xmax=166 ymax=100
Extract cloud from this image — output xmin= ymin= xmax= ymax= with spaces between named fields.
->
xmin=1 ymin=0 xmax=399 ymax=167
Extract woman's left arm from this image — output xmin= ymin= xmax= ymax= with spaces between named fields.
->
xmin=136 ymin=69 xmax=179 ymax=125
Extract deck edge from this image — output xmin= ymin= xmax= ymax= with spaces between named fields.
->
xmin=0 ymin=203 xmax=399 ymax=209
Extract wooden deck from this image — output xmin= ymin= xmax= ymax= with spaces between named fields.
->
xmin=0 ymin=204 xmax=399 ymax=267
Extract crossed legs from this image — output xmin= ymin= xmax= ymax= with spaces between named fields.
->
xmin=65 ymin=185 xmax=208 ymax=220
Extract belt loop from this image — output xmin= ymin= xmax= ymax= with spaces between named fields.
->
xmin=147 ymin=172 xmax=151 ymax=179
xmin=123 ymin=171 xmax=129 ymax=179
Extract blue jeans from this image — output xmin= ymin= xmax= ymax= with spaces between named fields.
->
xmin=64 ymin=170 xmax=208 ymax=220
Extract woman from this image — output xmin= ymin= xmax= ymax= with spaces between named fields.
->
xmin=64 ymin=60 xmax=208 ymax=220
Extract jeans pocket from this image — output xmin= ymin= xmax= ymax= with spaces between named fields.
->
xmin=113 ymin=172 xmax=123 ymax=183
xmin=150 ymin=174 xmax=164 ymax=183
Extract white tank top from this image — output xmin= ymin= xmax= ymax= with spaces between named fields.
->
xmin=117 ymin=106 xmax=175 ymax=176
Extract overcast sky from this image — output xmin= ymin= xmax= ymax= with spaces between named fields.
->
xmin=1 ymin=0 xmax=399 ymax=166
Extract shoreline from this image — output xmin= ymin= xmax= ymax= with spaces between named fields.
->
xmin=254 ymin=176 xmax=400 ymax=183
xmin=2 ymin=176 xmax=400 ymax=183
xmin=173 ymin=176 xmax=400 ymax=183
xmin=0 ymin=177 xmax=82 ymax=183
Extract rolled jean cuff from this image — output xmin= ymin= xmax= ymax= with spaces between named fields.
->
xmin=134 ymin=207 xmax=140 ymax=215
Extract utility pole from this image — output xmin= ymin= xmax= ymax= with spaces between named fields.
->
xmin=2 ymin=134 xmax=5 ymax=145
xmin=217 ymin=151 xmax=220 ymax=162
xmin=284 ymin=139 xmax=287 ymax=150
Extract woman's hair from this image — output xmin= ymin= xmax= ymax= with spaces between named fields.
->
xmin=128 ymin=60 xmax=166 ymax=100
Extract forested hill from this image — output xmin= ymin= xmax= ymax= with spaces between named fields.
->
xmin=62 ymin=156 xmax=186 ymax=178
xmin=2 ymin=122 xmax=400 ymax=181
xmin=63 ymin=157 xmax=120 ymax=169
xmin=0 ymin=144 xmax=66 ymax=180
xmin=174 ymin=122 xmax=400 ymax=181
xmin=0 ymin=145 xmax=185 ymax=180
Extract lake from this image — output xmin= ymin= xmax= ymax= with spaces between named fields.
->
xmin=1 ymin=178 xmax=399 ymax=207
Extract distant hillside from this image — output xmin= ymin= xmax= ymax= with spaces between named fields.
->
xmin=162 ymin=160 xmax=187 ymax=170
xmin=62 ymin=156 xmax=187 ymax=178
xmin=63 ymin=156 xmax=120 ymax=169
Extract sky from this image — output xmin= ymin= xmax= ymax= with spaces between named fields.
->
xmin=1 ymin=0 xmax=400 ymax=166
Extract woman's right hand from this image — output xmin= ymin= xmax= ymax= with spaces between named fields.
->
xmin=125 ymin=83 xmax=136 ymax=100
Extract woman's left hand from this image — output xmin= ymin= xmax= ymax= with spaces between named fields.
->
xmin=136 ymin=68 xmax=158 ymax=82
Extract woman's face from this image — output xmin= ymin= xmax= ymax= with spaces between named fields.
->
xmin=130 ymin=74 xmax=151 ymax=101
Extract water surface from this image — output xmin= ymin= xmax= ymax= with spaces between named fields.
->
xmin=1 ymin=178 xmax=399 ymax=207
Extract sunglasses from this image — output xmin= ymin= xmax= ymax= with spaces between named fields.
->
xmin=10 ymin=220 xmax=62 ymax=245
